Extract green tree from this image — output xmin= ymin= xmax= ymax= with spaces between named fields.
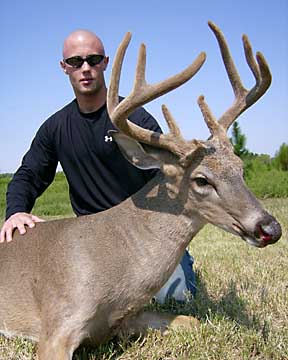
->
xmin=274 ymin=143 xmax=288 ymax=171
xmin=230 ymin=121 xmax=249 ymax=158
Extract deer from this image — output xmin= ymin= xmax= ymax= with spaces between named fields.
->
xmin=0 ymin=22 xmax=282 ymax=359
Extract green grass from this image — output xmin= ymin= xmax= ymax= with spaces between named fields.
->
xmin=0 ymin=175 xmax=287 ymax=359
xmin=0 ymin=172 xmax=74 ymax=220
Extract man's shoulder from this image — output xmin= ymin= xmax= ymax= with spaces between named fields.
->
xmin=33 ymin=100 xmax=76 ymax=140
xmin=117 ymin=96 xmax=157 ymax=127
xmin=128 ymin=105 xmax=162 ymax=133
xmin=49 ymin=99 xmax=76 ymax=121
xmin=41 ymin=99 xmax=77 ymax=129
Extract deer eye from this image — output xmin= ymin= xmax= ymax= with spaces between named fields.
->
xmin=191 ymin=176 xmax=214 ymax=196
xmin=194 ymin=177 xmax=210 ymax=187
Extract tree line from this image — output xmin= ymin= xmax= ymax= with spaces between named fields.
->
xmin=230 ymin=122 xmax=288 ymax=197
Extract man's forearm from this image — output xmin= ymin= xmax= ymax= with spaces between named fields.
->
xmin=5 ymin=168 xmax=40 ymax=219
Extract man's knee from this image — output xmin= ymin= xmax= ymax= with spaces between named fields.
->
xmin=153 ymin=250 xmax=196 ymax=304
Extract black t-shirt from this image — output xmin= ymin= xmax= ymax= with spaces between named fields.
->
xmin=6 ymin=99 xmax=161 ymax=219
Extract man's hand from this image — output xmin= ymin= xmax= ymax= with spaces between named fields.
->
xmin=0 ymin=212 xmax=44 ymax=243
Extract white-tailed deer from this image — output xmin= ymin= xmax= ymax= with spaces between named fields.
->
xmin=0 ymin=22 xmax=281 ymax=359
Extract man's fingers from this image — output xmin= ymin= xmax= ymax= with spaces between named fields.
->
xmin=25 ymin=218 xmax=36 ymax=229
xmin=0 ymin=223 xmax=13 ymax=243
xmin=31 ymin=215 xmax=45 ymax=223
xmin=6 ymin=227 xmax=13 ymax=243
xmin=0 ymin=212 xmax=43 ymax=243
xmin=0 ymin=228 xmax=5 ymax=243
xmin=17 ymin=223 xmax=27 ymax=235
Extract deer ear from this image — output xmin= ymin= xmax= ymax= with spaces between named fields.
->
xmin=109 ymin=130 xmax=163 ymax=170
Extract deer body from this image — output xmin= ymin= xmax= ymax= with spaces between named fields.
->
xmin=0 ymin=22 xmax=282 ymax=359
xmin=0 ymin=176 xmax=202 ymax=356
xmin=0 ymin=140 xmax=281 ymax=358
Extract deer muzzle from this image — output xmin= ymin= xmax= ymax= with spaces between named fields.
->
xmin=254 ymin=216 xmax=282 ymax=247
xmin=235 ymin=214 xmax=282 ymax=248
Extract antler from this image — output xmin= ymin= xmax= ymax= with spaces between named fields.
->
xmin=204 ymin=21 xmax=272 ymax=133
xmin=107 ymin=32 xmax=206 ymax=157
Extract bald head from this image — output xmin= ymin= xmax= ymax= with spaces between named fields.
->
xmin=62 ymin=30 xmax=105 ymax=59
xmin=60 ymin=29 xmax=109 ymax=112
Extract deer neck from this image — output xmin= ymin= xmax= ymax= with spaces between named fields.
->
xmin=103 ymin=173 xmax=204 ymax=305
xmin=121 ymin=172 xmax=205 ymax=259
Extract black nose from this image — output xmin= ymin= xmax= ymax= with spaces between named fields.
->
xmin=255 ymin=215 xmax=282 ymax=245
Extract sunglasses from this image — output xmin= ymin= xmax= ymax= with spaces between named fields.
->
xmin=64 ymin=54 xmax=105 ymax=68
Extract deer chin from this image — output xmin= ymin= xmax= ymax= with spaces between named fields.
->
xmin=241 ymin=234 xmax=267 ymax=248
xmin=232 ymin=223 xmax=269 ymax=248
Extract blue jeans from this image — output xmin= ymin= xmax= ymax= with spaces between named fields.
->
xmin=154 ymin=250 xmax=196 ymax=304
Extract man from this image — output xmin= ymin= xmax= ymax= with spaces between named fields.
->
xmin=0 ymin=29 xmax=196 ymax=302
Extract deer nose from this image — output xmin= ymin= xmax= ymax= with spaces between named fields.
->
xmin=254 ymin=216 xmax=282 ymax=246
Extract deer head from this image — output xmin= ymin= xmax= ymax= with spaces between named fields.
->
xmin=107 ymin=22 xmax=282 ymax=248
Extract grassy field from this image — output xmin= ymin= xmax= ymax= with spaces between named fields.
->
xmin=0 ymin=175 xmax=287 ymax=359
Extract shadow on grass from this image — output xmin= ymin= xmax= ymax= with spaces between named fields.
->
xmin=73 ymin=270 xmax=262 ymax=359
xmin=74 ymin=341 xmax=125 ymax=360
xmin=189 ymin=270 xmax=261 ymax=330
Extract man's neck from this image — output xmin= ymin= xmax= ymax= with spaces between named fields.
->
xmin=76 ymin=87 xmax=107 ymax=113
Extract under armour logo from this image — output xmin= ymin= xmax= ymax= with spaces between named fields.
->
xmin=104 ymin=135 xmax=113 ymax=142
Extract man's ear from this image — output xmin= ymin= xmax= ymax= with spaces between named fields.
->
xmin=109 ymin=130 xmax=164 ymax=170
xmin=103 ymin=56 xmax=109 ymax=71
xmin=60 ymin=60 xmax=68 ymax=74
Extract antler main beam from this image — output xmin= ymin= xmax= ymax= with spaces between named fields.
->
xmin=207 ymin=21 xmax=272 ymax=132
xmin=107 ymin=32 xmax=206 ymax=156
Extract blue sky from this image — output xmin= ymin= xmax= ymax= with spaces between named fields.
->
xmin=0 ymin=0 xmax=287 ymax=173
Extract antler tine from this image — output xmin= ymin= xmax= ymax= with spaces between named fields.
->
xmin=107 ymin=32 xmax=206 ymax=156
xmin=243 ymin=39 xmax=272 ymax=108
xmin=208 ymin=21 xmax=246 ymax=99
xmin=107 ymin=32 xmax=132 ymax=116
xmin=161 ymin=104 xmax=182 ymax=138
xmin=208 ymin=21 xmax=272 ymax=132
xmin=242 ymin=34 xmax=260 ymax=81
xmin=197 ymin=95 xmax=222 ymax=137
